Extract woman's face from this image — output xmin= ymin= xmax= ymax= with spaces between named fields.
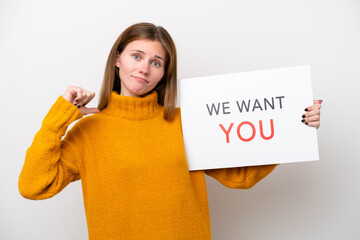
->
xmin=116 ymin=39 xmax=166 ymax=97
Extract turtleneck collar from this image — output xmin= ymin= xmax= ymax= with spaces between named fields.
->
xmin=101 ymin=91 xmax=162 ymax=120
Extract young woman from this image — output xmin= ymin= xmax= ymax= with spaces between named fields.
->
xmin=19 ymin=22 xmax=322 ymax=239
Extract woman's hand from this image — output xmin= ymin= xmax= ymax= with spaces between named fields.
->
xmin=62 ymin=86 xmax=100 ymax=116
xmin=302 ymin=100 xmax=323 ymax=129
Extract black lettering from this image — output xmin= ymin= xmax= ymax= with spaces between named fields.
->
xmin=236 ymin=100 xmax=251 ymax=113
xmin=264 ymin=97 xmax=275 ymax=110
xmin=206 ymin=103 xmax=221 ymax=116
xmin=252 ymin=99 xmax=263 ymax=111
xmin=276 ymin=96 xmax=285 ymax=109
xmin=222 ymin=102 xmax=231 ymax=114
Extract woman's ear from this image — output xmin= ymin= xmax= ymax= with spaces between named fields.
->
xmin=115 ymin=52 xmax=120 ymax=68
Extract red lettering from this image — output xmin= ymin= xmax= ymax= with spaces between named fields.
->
xmin=237 ymin=121 xmax=256 ymax=142
xmin=259 ymin=119 xmax=274 ymax=140
xmin=219 ymin=123 xmax=234 ymax=143
xmin=219 ymin=119 xmax=275 ymax=143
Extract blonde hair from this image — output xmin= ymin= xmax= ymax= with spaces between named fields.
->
xmin=98 ymin=22 xmax=177 ymax=121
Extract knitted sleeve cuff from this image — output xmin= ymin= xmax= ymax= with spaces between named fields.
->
xmin=205 ymin=164 xmax=278 ymax=189
xmin=41 ymin=95 xmax=83 ymax=135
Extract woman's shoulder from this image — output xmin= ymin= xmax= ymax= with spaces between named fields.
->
xmin=170 ymin=107 xmax=182 ymax=129
xmin=174 ymin=107 xmax=181 ymax=117
xmin=171 ymin=107 xmax=181 ymax=122
xmin=71 ymin=111 xmax=105 ymax=131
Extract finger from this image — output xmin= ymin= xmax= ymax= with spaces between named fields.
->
xmin=304 ymin=121 xmax=320 ymax=129
xmin=78 ymin=91 xmax=96 ymax=107
xmin=304 ymin=103 xmax=321 ymax=112
xmin=77 ymin=91 xmax=92 ymax=107
xmin=303 ymin=109 xmax=320 ymax=118
xmin=69 ymin=87 xmax=84 ymax=105
xmin=313 ymin=100 xmax=323 ymax=104
xmin=63 ymin=86 xmax=81 ymax=103
xmin=304 ymin=114 xmax=320 ymax=123
xmin=81 ymin=107 xmax=101 ymax=116
xmin=84 ymin=91 xmax=96 ymax=106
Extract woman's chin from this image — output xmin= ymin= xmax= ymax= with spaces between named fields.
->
xmin=121 ymin=83 xmax=153 ymax=97
xmin=129 ymin=88 xmax=151 ymax=97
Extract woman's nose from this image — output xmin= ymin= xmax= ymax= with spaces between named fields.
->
xmin=138 ymin=61 xmax=150 ymax=75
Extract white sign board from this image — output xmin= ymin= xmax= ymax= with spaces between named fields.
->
xmin=179 ymin=65 xmax=319 ymax=171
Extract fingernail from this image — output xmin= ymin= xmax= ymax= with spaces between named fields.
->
xmin=305 ymin=122 xmax=308 ymax=125
xmin=304 ymin=108 xmax=308 ymax=111
xmin=302 ymin=114 xmax=306 ymax=118
xmin=301 ymin=119 xmax=306 ymax=122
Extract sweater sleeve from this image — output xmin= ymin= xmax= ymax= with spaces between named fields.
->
xmin=18 ymin=95 xmax=84 ymax=200
xmin=176 ymin=107 xmax=278 ymax=189
xmin=204 ymin=164 xmax=278 ymax=189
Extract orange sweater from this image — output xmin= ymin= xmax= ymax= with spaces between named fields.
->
xmin=19 ymin=90 xmax=277 ymax=239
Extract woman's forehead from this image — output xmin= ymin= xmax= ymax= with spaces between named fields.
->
xmin=125 ymin=39 xmax=166 ymax=58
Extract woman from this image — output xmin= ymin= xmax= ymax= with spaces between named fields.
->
xmin=19 ymin=22 xmax=322 ymax=239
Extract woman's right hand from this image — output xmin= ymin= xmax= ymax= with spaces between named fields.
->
xmin=62 ymin=86 xmax=100 ymax=116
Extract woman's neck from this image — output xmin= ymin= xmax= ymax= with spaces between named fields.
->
xmin=101 ymin=90 xmax=161 ymax=120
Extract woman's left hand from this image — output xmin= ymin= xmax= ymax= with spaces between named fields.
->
xmin=302 ymin=100 xmax=323 ymax=129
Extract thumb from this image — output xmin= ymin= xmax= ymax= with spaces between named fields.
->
xmin=81 ymin=107 xmax=101 ymax=116
xmin=313 ymin=99 xmax=323 ymax=104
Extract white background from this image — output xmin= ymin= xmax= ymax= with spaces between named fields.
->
xmin=1 ymin=0 xmax=359 ymax=239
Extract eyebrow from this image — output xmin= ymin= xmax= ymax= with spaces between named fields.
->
xmin=131 ymin=50 xmax=165 ymax=62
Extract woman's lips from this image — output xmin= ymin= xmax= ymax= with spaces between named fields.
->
xmin=132 ymin=75 xmax=149 ymax=83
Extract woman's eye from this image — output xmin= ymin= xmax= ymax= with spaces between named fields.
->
xmin=152 ymin=61 xmax=161 ymax=67
xmin=133 ymin=55 xmax=140 ymax=60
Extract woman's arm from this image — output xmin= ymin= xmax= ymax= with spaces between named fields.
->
xmin=176 ymin=107 xmax=278 ymax=189
xmin=204 ymin=100 xmax=322 ymax=189
xmin=18 ymin=96 xmax=84 ymax=200
xmin=204 ymin=164 xmax=278 ymax=189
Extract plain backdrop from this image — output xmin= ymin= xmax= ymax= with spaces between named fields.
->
xmin=1 ymin=0 xmax=359 ymax=239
